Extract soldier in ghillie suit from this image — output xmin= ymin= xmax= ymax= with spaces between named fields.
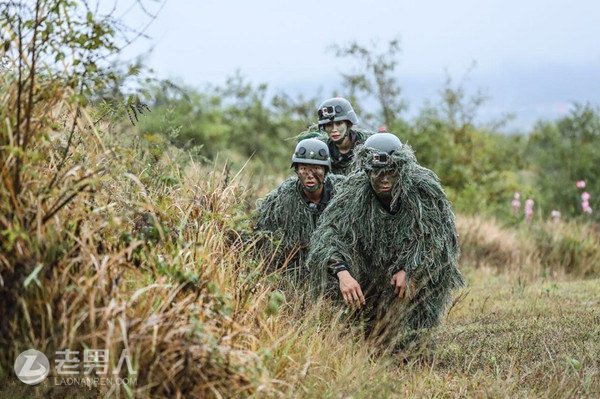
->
xmin=316 ymin=97 xmax=371 ymax=175
xmin=255 ymin=138 xmax=343 ymax=281
xmin=306 ymin=133 xmax=465 ymax=352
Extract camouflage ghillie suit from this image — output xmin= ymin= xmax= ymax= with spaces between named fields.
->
xmin=255 ymin=174 xmax=343 ymax=280
xmin=306 ymin=135 xmax=464 ymax=350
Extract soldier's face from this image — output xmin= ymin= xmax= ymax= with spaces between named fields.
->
xmin=296 ymin=164 xmax=326 ymax=192
xmin=323 ymin=121 xmax=349 ymax=143
xmin=369 ymin=169 xmax=400 ymax=198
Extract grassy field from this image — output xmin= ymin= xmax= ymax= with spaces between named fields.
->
xmin=249 ymin=234 xmax=600 ymax=398
xmin=3 ymin=272 xmax=598 ymax=398
xmin=3 ymin=3 xmax=600 ymax=395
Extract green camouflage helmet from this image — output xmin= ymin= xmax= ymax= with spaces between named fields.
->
xmin=291 ymin=138 xmax=331 ymax=170
xmin=362 ymin=133 xmax=403 ymax=170
xmin=317 ymin=97 xmax=359 ymax=128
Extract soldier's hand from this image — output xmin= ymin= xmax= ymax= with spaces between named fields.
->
xmin=337 ymin=270 xmax=366 ymax=308
xmin=390 ymin=270 xmax=408 ymax=300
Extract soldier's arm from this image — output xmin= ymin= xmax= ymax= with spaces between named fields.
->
xmin=327 ymin=258 xmax=365 ymax=307
xmin=306 ymin=224 xmax=356 ymax=296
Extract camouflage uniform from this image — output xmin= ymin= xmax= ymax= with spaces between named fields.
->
xmin=255 ymin=138 xmax=342 ymax=281
xmin=306 ymin=133 xmax=465 ymax=350
xmin=255 ymin=174 xmax=343 ymax=278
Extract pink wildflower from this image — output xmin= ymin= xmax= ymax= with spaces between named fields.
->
xmin=576 ymin=180 xmax=586 ymax=189
xmin=582 ymin=192 xmax=591 ymax=201
xmin=511 ymin=192 xmax=521 ymax=215
xmin=580 ymin=192 xmax=592 ymax=214
xmin=524 ymin=198 xmax=534 ymax=222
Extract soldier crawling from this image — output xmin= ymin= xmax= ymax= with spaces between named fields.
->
xmin=307 ymin=133 xmax=465 ymax=351
xmin=255 ymin=138 xmax=342 ymax=281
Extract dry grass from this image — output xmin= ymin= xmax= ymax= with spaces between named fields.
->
xmin=457 ymin=215 xmax=535 ymax=272
xmin=458 ymin=215 xmax=600 ymax=280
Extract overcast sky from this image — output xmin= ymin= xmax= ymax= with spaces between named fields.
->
xmin=120 ymin=0 xmax=600 ymax=132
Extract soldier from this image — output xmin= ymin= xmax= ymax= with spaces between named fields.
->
xmin=255 ymin=138 xmax=343 ymax=280
xmin=316 ymin=97 xmax=371 ymax=175
xmin=306 ymin=133 xmax=465 ymax=351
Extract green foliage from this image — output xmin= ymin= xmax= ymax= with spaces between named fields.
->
xmin=136 ymin=73 xmax=318 ymax=173
xmin=458 ymin=214 xmax=600 ymax=278
xmin=399 ymin=81 xmax=527 ymax=218
xmin=2 ymin=6 xmax=600 ymax=396
xmin=325 ymin=47 xmax=533 ymax=219
xmin=266 ymin=290 xmax=285 ymax=316
xmin=1 ymin=0 xmax=122 ymax=99
xmin=526 ymin=103 xmax=600 ymax=220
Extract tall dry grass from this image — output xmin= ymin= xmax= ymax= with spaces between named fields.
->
xmin=0 ymin=59 xmax=273 ymax=396
xmin=458 ymin=215 xmax=600 ymax=280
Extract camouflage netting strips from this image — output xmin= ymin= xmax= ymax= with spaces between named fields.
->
xmin=306 ymin=143 xmax=465 ymax=347
xmin=254 ymin=175 xmax=342 ymax=279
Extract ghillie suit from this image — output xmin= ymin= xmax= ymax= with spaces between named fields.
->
xmin=255 ymin=174 xmax=344 ymax=281
xmin=306 ymin=136 xmax=464 ymax=351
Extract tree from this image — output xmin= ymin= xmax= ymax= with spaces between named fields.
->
xmin=330 ymin=37 xmax=407 ymax=129
xmin=137 ymin=71 xmax=318 ymax=172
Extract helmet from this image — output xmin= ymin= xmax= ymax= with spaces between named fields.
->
xmin=291 ymin=138 xmax=331 ymax=170
xmin=362 ymin=133 xmax=403 ymax=170
xmin=317 ymin=97 xmax=359 ymax=127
